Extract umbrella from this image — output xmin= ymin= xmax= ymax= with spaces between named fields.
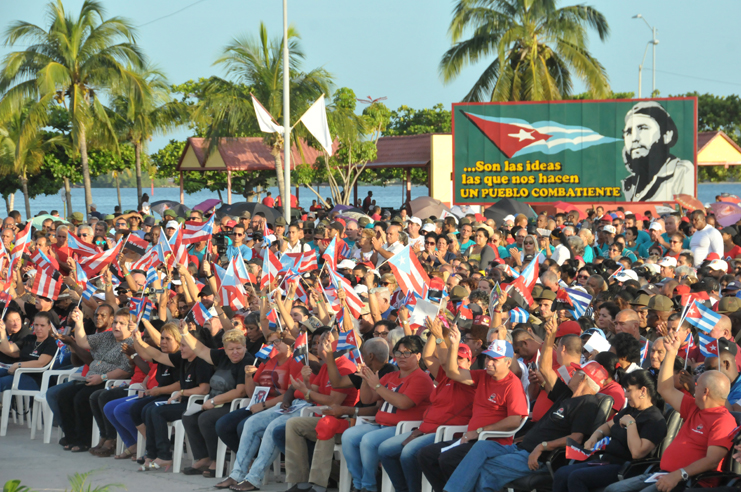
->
xmin=339 ymin=211 xmax=372 ymax=223
xmin=718 ymin=193 xmax=741 ymax=204
xmin=331 ymin=204 xmax=364 ymax=215
xmin=217 ymin=202 xmax=277 ymax=224
xmin=193 ymin=198 xmax=222 ymax=213
xmin=408 ymin=196 xmax=452 ymax=219
xmin=483 ymin=198 xmax=536 ymax=225
xmin=709 ymin=202 xmax=741 ymax=227
xmin=30 ymin=214 xmax=69 ymax=229
xmin=673 ymin=194 xmax=704 ymax=212
xmin=552 ymin=201 xmax=581 ymax=218
xmin=151 ymin=200 xmax=190 ymax=218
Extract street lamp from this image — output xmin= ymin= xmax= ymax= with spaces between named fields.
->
xmin=282 ymin=0 xmax=291 ymax=221
xmin=633 ymin=14 xmax=658 ymax=97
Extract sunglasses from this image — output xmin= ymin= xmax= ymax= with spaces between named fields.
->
xmin=95 ymin=240 xmax=105 ymax=245
xmin=235 ymin=233 xmax=244 ymax=237
xmin=79 ymin=233 xmax=90 ymax=237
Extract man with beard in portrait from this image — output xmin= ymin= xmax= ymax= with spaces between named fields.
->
xmin=620 ymin=101 xmax=694 ymax=202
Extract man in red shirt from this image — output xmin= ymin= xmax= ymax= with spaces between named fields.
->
xmin=419 ymin=328 xmax=529 ymax=492
xmin=261 ymin=191 xmax=274 ymax=208
xmin=602 ymin=330 xmax=736 ymax=492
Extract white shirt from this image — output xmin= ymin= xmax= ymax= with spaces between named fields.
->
xmin=284 ymin=240 xmax=310 ymax=254
xmin=689 ymin=224 xmax=723 ymax=266
xmin=408 ymin=235 xmax=425 ymax=250
xmin=378 ymin=241 xmax=404 ymax=266
xmin=551 ymin=244 xmax=571 ymax=266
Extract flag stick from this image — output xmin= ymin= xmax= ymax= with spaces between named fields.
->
xmin=677 ymin=295 xmax=693 ymax=328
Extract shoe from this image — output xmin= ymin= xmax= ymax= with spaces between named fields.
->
xmin=215 ymin=478 xmax=238 ymax=489
xmin=70 ymin=445 xmax=90 ymax=453
xmin=148 ymin=461 xmax=172 ymax=472
xmin=203 ymin=469 xmax=216 ymax=478
xmin=229 ymin=481 xmax=259 ymax=491
xmin=183 ymin=466 xmax=209 ymax=475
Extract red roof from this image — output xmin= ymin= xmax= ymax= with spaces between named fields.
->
xmin=365 ymin=134 xmax=444 ymax=169
xmin=177 ymin=137 xmax=335 ymax=172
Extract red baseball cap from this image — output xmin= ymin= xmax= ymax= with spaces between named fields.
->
xmin=614 ymin=211 xmax=625 ymax=219
xmin=457 ymin=344 xmax=473 ymax=362
xmin=600 ymin=216 xmax=613 ymax=222
xmin=707 ymin=253 xmax=721 ymax=261
xmin=570 ymin=361 xmax=609 ymax=389
xmin=555 ymin=321 xmax=582 ymax=338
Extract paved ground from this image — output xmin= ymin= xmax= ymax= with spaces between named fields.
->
xmin=0 ymin=423 xmax=291 ymax=491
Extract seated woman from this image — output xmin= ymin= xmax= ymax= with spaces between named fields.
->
xmin=0 ymin=311 xmax=57 ymax=391
xmin=133 ymin=327 xmax=212 ymax=471
xmin=552 ymin=370 xmax=667 ymax=492
xmin=103 ymin=323 xmax=182 ymax=460
xmin=342 ymin=336 xmax=434 ymax=492
xmin=594 ymin=351 xmax=627 ymax=415
xmin=179 ymin=325 xmax=254 ymax=477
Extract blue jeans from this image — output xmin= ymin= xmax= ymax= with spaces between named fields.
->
xmin=272 ymin=422 xmax=286 ymax=454
xmin=379 ymin=431 xmax=436 ymax=492
xmin=342 ymin=423 xmax=397 ymax=492
xmin=47 ymin=380 xmax=74 ymax=427
xmin=604 ymin=473 xmax=657 ymax=492
xmin=553 ymin=462 xmax=623 ymax=492
xmin=0 ymin=368 xmax=39 ymax=392
xmin=443 ymin=441 xmax=541 ymax=492
xmin=215 ymin=406 xmax=252 ymax=452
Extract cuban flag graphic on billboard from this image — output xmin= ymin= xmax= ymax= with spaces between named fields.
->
xmin=463 ymin=112 xmax=620 ymax=158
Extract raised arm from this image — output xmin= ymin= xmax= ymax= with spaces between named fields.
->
xmin=539 ymin=314 xmax=559 ymax=392
xmin=0 ymin=320 xmax=20 ymax=358
xmin=422 ymin=317 xmax=447 ymax=377
xmin=657 ymin=331 xmax=684 ymax=412
xmin=70 ymin=307 xmax=91 ymax=350
xmin=178 ymin=320 xmax=214 ymax=365
xmin=132 ymin=330 xmax=174 ymax=366
xmin=443 ymin=325 xmax=474 ymax=385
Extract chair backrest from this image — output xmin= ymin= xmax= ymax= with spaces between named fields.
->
xmin=591 ymin=394 xmax=614 ymax=435
xmin=728 ymin=412 xmax=741 ymax=475
xmin=655 ymin=408 xmax=683 ymax=457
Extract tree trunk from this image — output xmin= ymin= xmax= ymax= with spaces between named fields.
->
xmin=7 ymin=192 xmax=14 ymax=213
xmin=79 ymin=125 xmax=93 ymax=215
xmin=20 ymin=174 xmax=31 ymax=220
xmin=63 ymin=177 xmax=73 ymax=216
xmin=272 ymin=146 xmax=286 ymax=209
xmin=114 ymin=172 xmax=122 ymax=210
xmin=135 ymin=140 xmax=143 ymax=206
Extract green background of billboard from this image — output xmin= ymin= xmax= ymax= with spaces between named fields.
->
xmin=452 ymin=98 xmax=696 ymax=203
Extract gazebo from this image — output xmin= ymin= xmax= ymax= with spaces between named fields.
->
xmin=697 ymin=130 xmax=741 ymax=169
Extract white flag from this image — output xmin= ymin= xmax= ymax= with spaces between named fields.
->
xmin=299 ymin=94 xmax=333 ymax=156
xmin=251 ymin=94 xmax=284 ymax=133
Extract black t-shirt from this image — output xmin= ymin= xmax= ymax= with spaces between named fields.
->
xmin=0 ymin=324 xmax=32 ymax=364
xmin=169 ymin=352 xmax=213 ymax=391
xmin=246 ymin=336 xmax=266 ymax=356
xmin=348 ymin=363 xmax=398 ymax=390
xmin=602 ymin=405 xmax=666 ymax=463
xmin=23 ymin=305 xmax=60 ymax=328
xmin=16 ymin=335 xmax=58 ymax=385
xmin=519 ymin=393 xmax=600 ymax=454
xmin=154 ymin=361 xmax=178 ymax=388
xmin=207 ymin=349 xmax=254 ymax=397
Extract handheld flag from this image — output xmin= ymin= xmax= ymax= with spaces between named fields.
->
xmin=563 ymin=287 xmax=593 ymax=319
xmin=146 ymin=267 xmax=159 ymax=287
xmin=456 ymin=299 xmax=473 ymax=321
xmin=684 ymin=300 xmax=722 ymax=333
xmin=255 ymin=343 xmax=279 ymax=360
xmin=336 ymin=329 xmax=359 ymax=351
xmin=124 ymin=234 xmax=149 ymax=256
xmin=80 ymin=239 xmax=124 ymax=276
xmin=266 ymin=308 xmax=280 ymax=331
xmin=328 ymin=267 xmax=364 ymax=318
xmin=66 ymin=232 xmax=100 ymax=259
xmin=131 ymin=247 xmax=161 ymax=271
xmin=183 ymin=215 xmax=215 ymax=245
xmin=640 ymin=339 xmax=649 ymax=366
xmin=30 ymin=267 xmax=62 ymax=300
xmin=388 ymin=245 xmax=430 ymax=297
xmin=75 ymin=263 xmax=89 ymax=288
xmin=81 ymin=283 xmax=97 ymax=301
xmin=510 ymin=307 xmax=530 ymax=324
xmin=698 ymin=333 xmax=719 ymax=358
xmin=260 ymin=249 xmax=282 ymax=290
xmin=322 ymin=237 xmax=339 ymax=270
xmin=192 ymin=302 xmax=214 ymax=327
xmin=510 ymin=255 xmax=539 ymax=305
xmin=8 ymin=222 xmax=33 ymax=274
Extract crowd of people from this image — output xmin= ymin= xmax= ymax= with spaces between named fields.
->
xmin=1 ymin=197 xmax=741 ymax=492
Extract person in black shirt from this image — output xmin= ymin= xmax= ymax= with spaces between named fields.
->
xmin=552 ymin=370 xmax=667 ymax=492
xmin=241 ymin=313 xmax=265 ymax=356
xmin=0 ymin=309 xmax=31 ymax=364
xmin=134 ymin=327 xmax=213 ymax=471
xmin=0 ymin=311 xmax=57 ymax=391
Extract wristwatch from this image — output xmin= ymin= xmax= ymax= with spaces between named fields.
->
xmin=476 ymin=427 xmax=483 ymax=435
xmin=541 ymin=441 xmax=548 ymax=451
xmin=680 ymin=468 xmax=689 ymax=481
xmin=435 ymin=338 xmax=444 ymax=345
xmin=374 ymin=383 xmax=382 ymax=389
xmin=210 ymin=399 xmax=215 ymax=406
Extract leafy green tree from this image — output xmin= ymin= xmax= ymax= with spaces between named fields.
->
xmin=384 ymin=104 xmax=452 ymax=136
xmin=440 ymin=0 xmax=610 ymax=102
xmin=0 ymin=0 xmax=147 ymax=214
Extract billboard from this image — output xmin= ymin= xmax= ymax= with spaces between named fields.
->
xmin=452 ymin=97 xmax=697 ymax=204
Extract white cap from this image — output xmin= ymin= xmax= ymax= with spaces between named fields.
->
xmin=649 ymin=222 xmax=663 ymax=231
xmin=337 ymin=259 xmax=356 ymax=270
xmin=408 ymin=217 xmax=422 ymax=227
xmin=708 ymin=259 xmax=728 ymax=271
xmin=658 ymin=257 xmax=677 ymax=268
xmin=603 ymin=225 xmax=616 ymax=234
xmin=644 ymin=263 xmax=661 ymax=275
xmin=354 ymin=284 xmax=368 ymax=296
xmin=166 ymin=220 xmax=178 ymax=229
xmin=615 ymin=269 xmax=639 ymax=282
xmin=503 ymin=214 xmax=515 ymax=224
xmin=90 ymin=203 xmax=97 ymax=209
xmin=141 ymin=202 xmax=151 ymax=214
xmin=422 ymin=223 xmax=436 ymax=232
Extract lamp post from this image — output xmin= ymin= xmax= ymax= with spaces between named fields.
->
xmin=638 ymin=41 xmax=651 ymax=98
xmin=282 ymin=0 xmax=291 ymax=222
xmin=633 ymin=14 xmax=658 ymax=97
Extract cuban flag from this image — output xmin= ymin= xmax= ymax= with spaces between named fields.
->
xmin=698 ymin=333 xmax=719 ymax=358
xmin=462 ymin=112 xmax=620 ymax=159
xmin=339 ymin=240 xmax=351 ymax=260
xmin=511 ymin=255 xmax=539 ymax=305
xmin=502 ymin=264 xmax=520 ymax=279
xmin=266 ymin=308 xmax=280 ymax=330
xmin=510 ymin=307 xmax=530 ymax=324
xmin=564 ymin=287 xmax=593 ymax=318
xmin=255 ymin=343 xmax=279 ymax=360
xmin=192 ymin=302 xmax=214 ymax=326
xmin=142 ymin=302 xmax=154 ymax=322
xmin=66 ymin=231 xmax=100 ymax=259
xmin=328 ymin=267 xmax=364 ymax=318
xmin=322 ymin=237 xmax=339 ymax=270
xmin=388 ymin=245 xmax=430 ymax=297
xmin=260 ymin=249 xmax=282 ymax=290
xmin=146 ymin=267 xmax=159 ymax=287
xmin=640 ymin=339 xmax=649 ymax=366
xmin=336 ymin=329 xmax=359 ymax=351
xmin=684 ymin=300 xmax=722 ymax=333
xmin=344 ymin=348 xmax=362 ymax=364
xmin=182 ymin=215 xmax=215 ymax=245
xmin=81 ymin=283 xmax=97 ymax=301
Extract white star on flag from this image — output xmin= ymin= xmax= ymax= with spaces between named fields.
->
xmin=509 ymin=129 xmax=535 ymax=141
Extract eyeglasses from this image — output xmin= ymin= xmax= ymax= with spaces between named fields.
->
xmin=95 ymin=240 xmax=105 ymax=245
xmin=79 ymin=233 xmax=90 ymax=237
xmin=235 ymin=233 xmax=244 ymax=237
xmin=523 ymin=241 xmax=534 ymax=245
xmin=426 ymin=241 xmax=436 ymax=245
xmin=116 ymin=223 xmax=126 ymax=227
xmin=577 ymin=275 xmax=590 ymax=280
xmin=393 ymin=350 xmax=416 ymax=359
xmin=374 ymin=331 xmax=389 ymax=337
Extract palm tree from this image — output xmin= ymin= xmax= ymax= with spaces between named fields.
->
xmin=109 ymin=65 xmax=187 ymax=204
xmin=0 ymin=0 xmax=146 ymax=215
xmin=0 ymin=97 xmax=63 ymax=218
xmin=193 ymin=23 xmax=332 ymax=207
xmin=440 ymin=0 xmax=611 ymax=102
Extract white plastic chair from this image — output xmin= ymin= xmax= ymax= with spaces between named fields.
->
xmin=112 ymin=383 xmax=145 ymax=455
xmin=90 ymin=379 xmax=130 ymax=449
xmin=1 ymin=347 xmax=59 ymax=437
xmin=30 ymin=368 xmax=79 ymax=442
xmin=215 ymin=397 xmax=247 ymax=478
xmin=381 ymin=420 xmax=424 ymax=492
xmin=478 ymin=414 xmax=528 ymax=441
xmin=172 ymin=393 xmax=207 ymax=473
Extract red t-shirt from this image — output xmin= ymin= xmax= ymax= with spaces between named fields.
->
xmin=660 ymin=395 xmax=737 ymax=472
xmin=599 ymin=380 xmax=626 ymax=414
xmin=531 ymin=350 xmax=575 ymax=422
xmin=295 ymin=356 xmax=358 ymax=406
xmin=468 ymin=370 xmax=528 ymax=443
xmin=262 ymin=197 xmax=275 ymax=208
xmin=52 ymin=243 xmax=71 ymax=272
xmin=254 ymin=357 xmax=304 ymax=397
xmin=375 ymin=368 xmax=434 ymax=427
xmin=418 ymin=368 xmax=475 ymax=434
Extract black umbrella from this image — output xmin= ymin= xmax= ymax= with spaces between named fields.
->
xmin=217 ymin=202 xmax=278 ymax=224
xmin=150 ymin=200 xmax=190 ymax=218
xmin=483 ymin=198 xmax=536 ymax=226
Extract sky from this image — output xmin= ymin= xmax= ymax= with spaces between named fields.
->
xmin=2 ymin=0 xmax=740 ymax=152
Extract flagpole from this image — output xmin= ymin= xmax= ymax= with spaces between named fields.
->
xmin=282 ymin=0 xmax=291 ymax=223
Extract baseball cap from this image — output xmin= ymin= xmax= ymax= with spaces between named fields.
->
xmin=482 ymin=340 xmax=515 ymax=359
xmin=649 ymin=222 xmax=663 ymax=231
xmin=422 ymin=223 xmax=436 ymax=233
xmin=706 ymin=253 xmax=721 ymax=261
xmin=165 ymin=220 xmax=178 ymax=229
xmin=143 ymin=216 xmax=155 ymax=227
xmin=359 ymin=302 xmax=371 ymax=316
xmin=198 ymin=285 xmax=214 ymax=297
xmin=450 ymin=285 xmax=469 ymax=302
xmin=569 ymin=361 xmax=609 ymax=390
xmin=708 ymin=259 xmax=728 ymax=271
xmin=647 ymin=294 xmax=673 ymax=312
xmin=240 ymin=211 xmax=252 ymax=219
xmin=723 ymin=281 xmax=741 ymax=292
xmin=658 ymin=257 xmax=677 ymax=268
xmin=600 ymin=215 xmax=613 ymax=222
xmin=69 ymin=211 xmax=84 ymax=222
xmin=716 ymin=296 xmax=741 ymax=314
xmin=644 ymin=264 xmax=660 ymax=275
xmin=226 ymin=220 xmax=237 ymax=228
xmin=581 ymin=327 xmax=606 ymax=340
xmin=718 ymin=338 xmax=739 ymax=356
xmin=534 ymin=289 xmax=556 ymax=301
xmin=337 ymin=259 xmax=356 ymax=270
xmin=630 ymin=294 xmax=651 ymax=307
xmin=603 ymin=225 xmax=616 ymax=234
xmin=555 ymin=321 xmax=582 ymax=338
xmin=721 ymin=226 xmax=737 ymax=237
xmin=457 ymin=344 xmax=473 ymax=362
xmin=614 ymin=269 xmax=638 ymax=282
xmin=503 ymin=215 xmax=515 ymax=224
xmin=409 ymin=217 xmax=422 ymax=227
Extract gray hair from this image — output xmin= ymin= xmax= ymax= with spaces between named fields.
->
xmin=78 ymin=225 xmax=93 ymax=236
xmin=567 ymin=236 xmax=585 ymax=257
xmin=387 ymin=327 xmax=405 ymax=351
xmin=361 ymin=337 xmax=390 ymax=363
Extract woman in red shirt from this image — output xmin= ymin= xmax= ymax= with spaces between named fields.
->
xmin=341 ymin=336 xmax=434 ymax=492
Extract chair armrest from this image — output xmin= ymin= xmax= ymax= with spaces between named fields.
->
xmin=38 ymin=368 xmax=78 ymax=393
xmin=545 ymin=448 xmax=567 ymax=478
xmin=187 ymin=394 xmax=208 ymax=405
xmin=618 ymin=459 xmax=661 ymax=481
xmin=686 ymin=470 xmax=741 ymax=487
xmin=300 ymin=406 xmax=327 ymax=417
xmin=396 ymin=420 xmax=423 ymax=435
xmin=230 ymin=398 xmax=247 ymax=411
xmin=435 ymin=425 xmax=469 ymax=443
xmin=105 ymin=379 xmax=131 ymax=390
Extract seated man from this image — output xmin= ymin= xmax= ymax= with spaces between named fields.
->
xmin=441 ymin=317 xmax=609 ymax=492
xmin=603 ymin=330 xmax=737 ymax=492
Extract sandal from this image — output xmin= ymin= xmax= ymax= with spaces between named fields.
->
xmin=203 ymin=468 xmax=216 ymax=478
xmin=70 ymin=445 xmax=90 ymax=453
xmin=183 ymin=466 xmax=209 ymax=475
xmin=93 ymin=444 xmax=115 ymax=458
xmin=215 ymin=478 xmax=238 ymax=489
xmin=229 ymin=481 xmax=259 ymax=491
xmin=149 ymin=460 xmax=172 ymax=472
xmin=114 ymin=446 xmax=135 ymax=459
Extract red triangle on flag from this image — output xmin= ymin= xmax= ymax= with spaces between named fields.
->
xmin=464 ymin=112 xmax=552 ymax=158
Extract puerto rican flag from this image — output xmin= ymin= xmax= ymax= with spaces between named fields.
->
xmin=322 ymin=286 xmax=342 ymax=314
xmin=232 ymin=254 xmax=257 ymax=285
xmin=280 ymin=251 xmax=317 ymax=274
xmin=640 ymin=339 xmax=649 ymax=366
xmin=260 ymin=248 xmax=282 ymax=290
xmin=30 ymin=248 xmax=59 ymax=271
xmin=684 ymin=300 xmax=722 ymax=333
xmin=30 ymin=267 xmax=62 ymax=300
xmin=124 ymin=234 xmax=149 ymax=256
xmin=80 ymin=239 xmax=124 ymax=276
xmin=255 ymin=343 xmax=279 ymax=360
xmin=511 ymin=255 xmax=539 ymax=305
xmin=75 ymin=263 xmax=89 ymax=288
xmin=219 ymin=263 xmax=246 ymax=311
xmin=266 ymin=308 xmax=280 ymax=330
xmin=322 ymin=237 xmax=339 ymax=270
xmin=183 ymin=215 xmax=215 ymax=245
xmin=328 ymin=267 xmax=364 ymax=318
xmin=388 ymin=245 xmax=430 ymax=297
xmin=191 ymin=302 xmax=214 ymax=326
xmin=66 ymin=231 xmax=100 ymax=259
xmin=131 ymin=247 xmax=161 ymax=271
xmin=336 ymin=329 xmax=359 ymax=351
xmin=167 ymin=224 xmax=189 ymax=267
xmin=8 ymin=222 xmax=33 ymax=275
xmin=698 ymin=332 xmax=719 ymax=358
